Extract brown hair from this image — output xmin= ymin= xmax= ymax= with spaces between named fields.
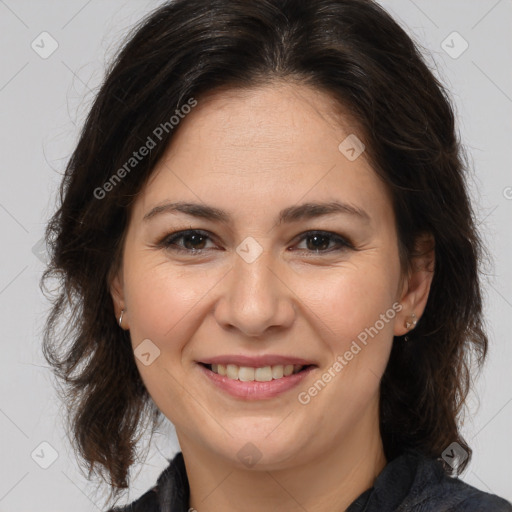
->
xmin=41 ymin=0 xmax=489 ymax=505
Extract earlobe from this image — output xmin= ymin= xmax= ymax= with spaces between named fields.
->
xmin=394 ymin=232 xmax=435 ymax=337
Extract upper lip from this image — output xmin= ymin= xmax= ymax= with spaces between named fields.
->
xmin=198 ymin=355 xmax=317 ymax=367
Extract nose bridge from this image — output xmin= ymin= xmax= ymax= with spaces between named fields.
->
xmin=234 ymin=249 xmax=276 ymax=303
xmin=214 ymin=243 xmax=295 ymax=336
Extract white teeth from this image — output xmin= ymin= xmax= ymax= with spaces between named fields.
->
xmin=208 ymin=363 xmax=306 ymax=381
xmin=226 ymin=364 xmax=239 ymax=379
xmin=255 ymin=366 xmax=273 ymax=382
xmin=239 ymin=367 xmax=255 ymax=381
xmin=272 ymin=365 xmax=284 ymax=379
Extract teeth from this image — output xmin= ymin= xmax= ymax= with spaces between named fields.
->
xmin=255 ymin=366 xmax=273 ymax=381
xmin=272 ymin=365 xmax=284 ymax=379
xmin=208 ymin=363 xmax=305 ymax=381
xmin=239 ymin=366 xmax=255 ymax=381
xmin=226 ymin=364 xmax=238 ymax=380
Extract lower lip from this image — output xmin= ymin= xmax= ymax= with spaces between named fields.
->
xmin=197 ymin=363 xmax=316 ymax=400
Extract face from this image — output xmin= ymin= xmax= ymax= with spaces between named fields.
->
xmin=111 ymin=82 xmax=432 ymax=470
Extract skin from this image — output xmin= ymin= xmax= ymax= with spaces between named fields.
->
xmin=110 ymin=81 xmax=434 ymax=512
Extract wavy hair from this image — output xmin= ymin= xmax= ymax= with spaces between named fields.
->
xmin=41 ymin=0 xmax=489 ymax=505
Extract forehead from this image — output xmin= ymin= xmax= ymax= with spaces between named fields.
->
xmin=132 ymin=82 xmax=394 ymax=229
xmin=165 ymin=82 xmax=357 ymax=163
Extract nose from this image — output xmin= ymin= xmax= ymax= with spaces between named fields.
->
xmin=213 ymin=249 xmax=296 ymax=337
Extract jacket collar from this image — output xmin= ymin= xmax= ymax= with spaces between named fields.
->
xmin=154 ymin=448 xmax=436 ymax=511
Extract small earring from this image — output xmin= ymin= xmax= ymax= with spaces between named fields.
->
xmin=119 ymin=309 xmax=125 ymax=327
xmin=405 ymin=312 xmax=417 ymax=330
xmin=403 ymin=312 xmax=417 ymax=341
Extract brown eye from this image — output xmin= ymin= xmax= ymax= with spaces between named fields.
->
xmin=180 ymin=232 xmax=208 ymax=250
xmin=294 ymin=231 xmax=353 ymax=253
xmin=162 ymin=230 xmax=215 ymax=252
xmin=305 ymin=233 xmax=330 ymax=251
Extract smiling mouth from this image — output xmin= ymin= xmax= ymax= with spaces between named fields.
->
xmin=199 ymin=362 xmax=315 ymax=382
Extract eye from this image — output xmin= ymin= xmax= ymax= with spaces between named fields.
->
xmin=293 ymin=230 xmax=353 ymax=253
xmin=159 ymin=229 xmax=353 ymax=255
xmin=161 ymin=229 xmax=216 ymax=253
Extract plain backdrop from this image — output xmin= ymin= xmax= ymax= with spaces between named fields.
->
xmin=0 ymin=0 xmax=511 ymax=510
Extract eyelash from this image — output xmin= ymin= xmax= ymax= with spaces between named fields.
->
xmin=158 ymin=229 xmax=354 ymax=255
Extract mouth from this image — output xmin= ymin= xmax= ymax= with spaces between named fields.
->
xmin=198 ymin=362 xmax=315 ymax=382
xmin=197 ymin=361 xmax=317 ymax=400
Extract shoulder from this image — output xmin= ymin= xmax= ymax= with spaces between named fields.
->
xmin=398 ymin=451 xmax=512 ymax=511
xmin=411 ymin=479 xmax=512 ymax=511
xmin=106 ymin=486 xmax=159 ymax=512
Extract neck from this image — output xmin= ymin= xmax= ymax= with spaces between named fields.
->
xmin=179 ymin=401 xmax=387 ymax=512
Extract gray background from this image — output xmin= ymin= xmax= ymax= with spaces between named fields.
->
xmin=0 ymin=0 xmax=511 ymax=510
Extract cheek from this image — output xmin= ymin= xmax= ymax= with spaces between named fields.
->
xmin=125 ymin=262 xmax=207 ymax=344
xmin=122 ymin=261 xmax=212 ymax=413
xmin=296 ymin=261 xmax=399 ymax=342
xmin=292 ymin=262 xmax=400 ymax=404
xmin=289 ymin=263 xmax=399 ymax=426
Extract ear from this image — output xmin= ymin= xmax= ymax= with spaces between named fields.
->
xmin=394 ymin=232 xmax=435 ymax=337
xmin=109 ymin=266 xmax=129 ymax=329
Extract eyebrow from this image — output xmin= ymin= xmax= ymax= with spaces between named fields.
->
xmin=142 ymin=200 xmax=371 ymax=225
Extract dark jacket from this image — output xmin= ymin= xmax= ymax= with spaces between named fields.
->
xmin=108 ymin=449 xmax=512 ymax=511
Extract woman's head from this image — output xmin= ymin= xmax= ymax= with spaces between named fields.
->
xmin=109 ymin=79 xmax=434 ymax=481
xmin=42 ymin=0 xmax=487 ymax=498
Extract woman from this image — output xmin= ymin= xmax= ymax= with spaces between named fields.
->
xmin=41 ymin=0 xmax=512 ymax=510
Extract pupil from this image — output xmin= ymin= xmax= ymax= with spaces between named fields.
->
xmin=307 ymin=234 xmax=329 ymax=251
xmin=184 ymin=233 xmax=205 ymax=250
